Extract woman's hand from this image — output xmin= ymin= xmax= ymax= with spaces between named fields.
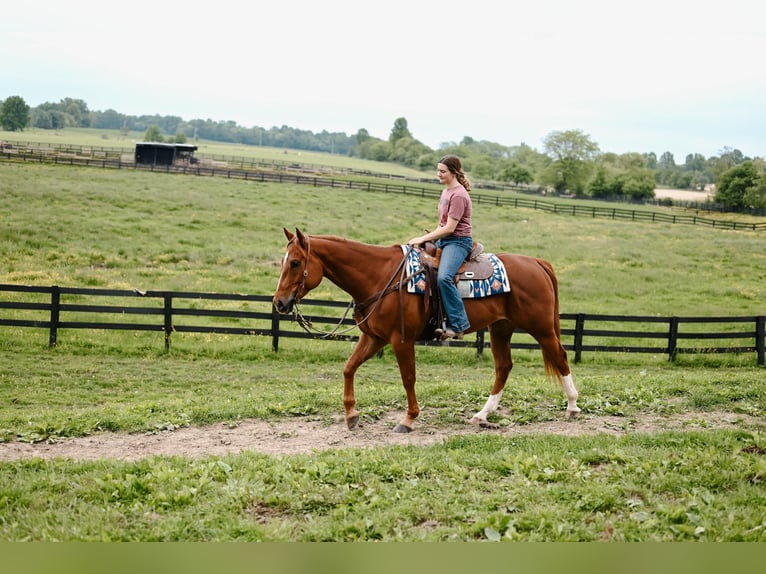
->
xmin=408 ymin=218 xmax=458 ymax=246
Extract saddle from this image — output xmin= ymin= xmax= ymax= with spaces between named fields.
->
xmin=416 ymin=240 xmax=493 ymax=341
xmin=420 ymin=240 xmax=493 ymax=280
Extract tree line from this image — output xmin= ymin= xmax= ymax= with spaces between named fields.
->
xmin=2 ymin=95 xmax=765 ymax=210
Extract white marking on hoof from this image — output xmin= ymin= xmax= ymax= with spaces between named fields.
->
xmin=472 ymin=391 xmax=503 ymax=424
xmin=562 ymin=374 xmax=580 ymax=414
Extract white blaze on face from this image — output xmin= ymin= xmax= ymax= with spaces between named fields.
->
xmin=277 ymin=251 xmax=289 ymax=288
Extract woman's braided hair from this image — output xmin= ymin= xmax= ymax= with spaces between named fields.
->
xmin=439 ymin=155 xmax=471 ymax=192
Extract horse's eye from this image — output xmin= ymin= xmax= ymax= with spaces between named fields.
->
xmin=290 ymin=260 xmax=301 ymax=269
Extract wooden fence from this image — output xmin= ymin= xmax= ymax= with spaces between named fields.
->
xmin=2 ymin=149 xmax=764 ymax=231
xmin=1 ymin=284 xmax=763 ymax=365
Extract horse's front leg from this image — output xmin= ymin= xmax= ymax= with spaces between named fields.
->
xmin=343 ymin=333 xmax=386 ymax=430
xmin=390 ymin=339 xmax=419 ymax=433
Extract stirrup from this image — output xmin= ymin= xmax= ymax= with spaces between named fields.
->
xmin=435 ymin=327 xmax=463 ymax=341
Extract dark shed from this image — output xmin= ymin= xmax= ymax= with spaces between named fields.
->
xmin=134 ymin=142 xmax=198 ymax=165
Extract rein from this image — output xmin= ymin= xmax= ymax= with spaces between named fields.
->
xmin=290 ymin=239 xmax=415 ymax=341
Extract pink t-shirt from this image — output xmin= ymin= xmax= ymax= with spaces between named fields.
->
xmin=438 ymin=185 xmax=472 ymax=237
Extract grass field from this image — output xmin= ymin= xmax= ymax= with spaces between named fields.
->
xmin=0 ymin=127 xmax=431 ymax=179
xmin=2 ymin=162 xmax=764 ymax=311
xmin=1 ymin=157 xmax=765 ymax=542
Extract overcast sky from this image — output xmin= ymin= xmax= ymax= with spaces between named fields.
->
xmin=2 ymin=0 xmax=764 ymax=160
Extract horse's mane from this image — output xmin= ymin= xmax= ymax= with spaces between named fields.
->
xmin=311 ymin=234 xmax=401 ymax=250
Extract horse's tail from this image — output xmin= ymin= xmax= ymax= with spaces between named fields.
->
xmin=536 ymin=258 xmax=561 ymax=337
xmin=536 ymin=258 xmax=564 ymax=385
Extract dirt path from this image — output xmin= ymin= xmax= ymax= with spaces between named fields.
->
xmin=1 ymin=410 xmax=761 ymax=462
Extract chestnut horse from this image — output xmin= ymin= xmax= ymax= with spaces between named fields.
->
xmin=273 ymin=228 xmax=580 ymax=433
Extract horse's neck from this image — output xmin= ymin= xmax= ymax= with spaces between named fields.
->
xmin=313 ymin=237 xmax=399 ymax=301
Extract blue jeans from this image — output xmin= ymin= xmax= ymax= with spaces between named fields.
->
xmin=436 ymin=236 xmax=473 ymax=333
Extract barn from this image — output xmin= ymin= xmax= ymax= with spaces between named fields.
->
xmin=134 ymin=142 xmax=198 ymax=166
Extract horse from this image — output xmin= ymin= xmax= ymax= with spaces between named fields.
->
xmin=273 ymin=228 xmax=580 ymax=433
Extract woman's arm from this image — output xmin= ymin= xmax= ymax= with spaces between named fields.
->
xmin=408 ymin=217 xmax=459 ymax=245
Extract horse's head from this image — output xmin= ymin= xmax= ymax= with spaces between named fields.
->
xmin=273 ymin=228 xmax=323 ymax=314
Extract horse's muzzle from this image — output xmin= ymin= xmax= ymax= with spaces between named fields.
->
xmin=273 ymin=296 xmax=294 ymax=314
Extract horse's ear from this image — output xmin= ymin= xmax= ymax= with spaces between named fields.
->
xmin=283 ymin=228 xmax=294 ymax=241
xmin=295 ymin=228 xmax=308 ymax=248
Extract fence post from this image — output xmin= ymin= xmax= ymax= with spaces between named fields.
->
xmin=668 ymin=317 xmax=679 ymax=361
xmin=271 ymin=305 xmax=280 ymax=352
xmin=756 ymin=316 xmax=765 ymax=366
xmin=573 ymin=313 xmax=585 ymax=363
xmin=49 ymin=285 xmax=60 ymax=348
xmin=163 ymin=295 xmax=173 ymax=351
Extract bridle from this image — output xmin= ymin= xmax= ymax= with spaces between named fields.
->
xmin=289 ymin=233 xmax=311 ymax=305
xmin=284 ymin=233 xmax=352 ymax=338
xmin=284 ymin=234 xmax=416 ymax=340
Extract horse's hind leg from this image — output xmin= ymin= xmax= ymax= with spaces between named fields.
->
xmin=343 ymin=332 xmax=386 ymax=430
xmin=539 ymin=334 xmax=581 ymax=418
xmin=471 ymin=324 xmax=513 ymax=426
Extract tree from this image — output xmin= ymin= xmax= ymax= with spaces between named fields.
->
xmin=388 ymin=136 xmax=429 ymax=165
xmin=29 ymin=98 xmax=90 ymax=129
xmin=498 ymin=160 xmax=533 ymax=185
xmin=588 ymin=166 xmax=620 ymax=198
xmin=658 ymin=151 xmax=676 ymax=169
xmin=588 ymin=153 xmax=655 ymax=199
xmin=469 ymin=155 xmax=495 ymax=179
xmin=684 ymin=153 xmax=706 ymax=172
xmin=715 ymin=161 xmax=759 ymax=209
xmin=541 ymin=129 xmax=599 ymax=194
xmin=711 ymin=147 xmax=748 ymax=181
xmin=0 ymin=95 xmax=30 ymax=131
xmin=60 ymin=98 xmax=90 ymax=127
xmin=618 ymin=171 xmax=655 ymax=200
xmin=31 ymin=109 xmax=67 ymax=129
xmin=389 ymin=117 xmax=412 ymax=143
xmin=92 ymin=108 xmax=125 ymax=130
xmin=367 ymin=141 xmax=391 ymax=162
xmin=354 ymin=128 xmax=371 ymax=145
xmin=616 ymin=152 xmax=648 ymax=171
xmin=743 ymin=174 xmax=766 ymax=210
xmin=144 ymin=125 xmax=164 ymax=142
xmin=744 ymin=166 xmax=766 ymax=209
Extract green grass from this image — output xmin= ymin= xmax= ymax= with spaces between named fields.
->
xmin=0 ymin=127 xmax=432 ymax=178
xmin=1 ymin=162 xmax=764 ymax=315
xmin=1 ymin=430 xmax=764 ymax=541
xmin=1 ymin=159 xmax=765 ymax=542
xmin=2 ymin=336 xmax=764 ymax=541
xmin=1 ymin=334 xmax=764 ymax=440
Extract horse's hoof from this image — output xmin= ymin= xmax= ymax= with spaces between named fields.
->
xmin=347 ymin=415 xmax=360 ymax=430
xmin=566 ymin=408 xmax=581 ymax=419
xmin=393 ymin=423 xmax=413 ymax=433
xmin=469 ymin=416 xmax=485 ymax=426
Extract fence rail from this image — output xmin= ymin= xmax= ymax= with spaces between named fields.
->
xmin=1 ymin=284 xmax=763 ymax=365
xmin=2 ymin=150 xmax=764 ymax=231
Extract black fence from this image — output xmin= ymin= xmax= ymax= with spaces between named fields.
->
xmin=1 ymin=284 xmax=763 ymax=365
xmin=2 ymin=149 xmax=764 ymax=231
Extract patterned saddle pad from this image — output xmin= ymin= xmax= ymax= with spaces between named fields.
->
xmin=401 ymin=246 xmax=511 ymax=299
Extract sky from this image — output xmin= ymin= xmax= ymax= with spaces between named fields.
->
xmin=2 ymin=0 xmax=765 ymax=160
